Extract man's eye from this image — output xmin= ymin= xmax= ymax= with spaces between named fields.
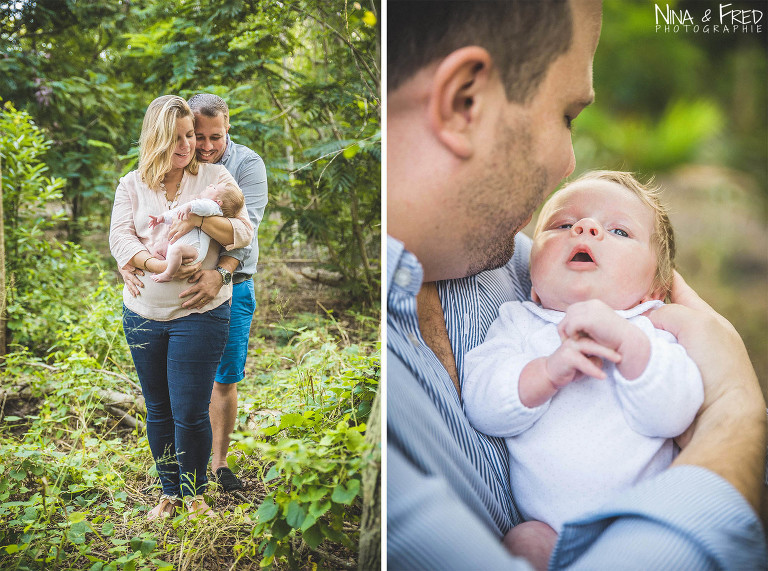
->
xmin=609 ymin=228 xmax=629 ymax=237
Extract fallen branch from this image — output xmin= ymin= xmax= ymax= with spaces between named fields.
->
xmin=3 ymin=362 xmax=145 ymax=427
xmin=21 ymin=360 xmax=142 ymax=393
xmin=310 ymin=547 xmax=356 ymax=570
xmin=97 ymin=388 xmax=144 ymax=411
xmin=96 ymin=369 xmax=142 ymax=392
xmin=299 ymin=267 xmax=343 ymax=285
xmin=105 ymin=405 xmax=144 ymax=431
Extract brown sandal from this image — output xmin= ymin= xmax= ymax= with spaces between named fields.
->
xmin=183 ymin=495 xmax=215 ymax=519
xmin=147 ymin=495 xmax=182 ymax=521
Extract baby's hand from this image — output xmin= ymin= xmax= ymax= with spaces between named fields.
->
xmin=559 ymin=299 xmax=650 ymax=380
xmin=148 ymin=215 xmax=162 ymax=228
xmin=546 ymin=335 xmax=622 ymax=387
xmin=558 ymin=300 xmax=627 ymax=347
xmin=177 ymin=203 xmax=193 ymax=220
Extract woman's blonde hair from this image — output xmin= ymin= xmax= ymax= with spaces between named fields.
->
xmin=536 ymin=170 xmax=676 ymax=298
xmin=138 ymin=95 xmax=199 ymax=190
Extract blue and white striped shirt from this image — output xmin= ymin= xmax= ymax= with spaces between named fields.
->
xmin=216 ymin=135 xmax=268 ymax=278
xmin=386 ymin=234 xmax=767 ymax=569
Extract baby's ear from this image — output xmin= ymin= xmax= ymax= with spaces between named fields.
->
xmin=642 ymin=286 xmax=666 ymax=303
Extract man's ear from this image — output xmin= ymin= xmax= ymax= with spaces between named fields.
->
xmin=427 ymin=46 xmax=496 ymax=160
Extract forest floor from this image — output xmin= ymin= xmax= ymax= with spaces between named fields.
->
xmin=0 ymin=237 xmax=380 ymax=571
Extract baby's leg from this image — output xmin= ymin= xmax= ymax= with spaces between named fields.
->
xmin=502 ymin=520 xmax=557 ymax=571
xmin=151 ymin=244 xmax=198 ymax=282
xmin=151 ymin=239 xmax=169 ymax=260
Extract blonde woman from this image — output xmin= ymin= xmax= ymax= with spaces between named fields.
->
xmin=109 ymin=95 xmax=253 ymax=519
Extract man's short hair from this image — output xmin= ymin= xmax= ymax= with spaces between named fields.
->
xmin=188 ymin=93 xmax=229 ymax=121
xmin=388 ymin=0 xmax=572 ymax=104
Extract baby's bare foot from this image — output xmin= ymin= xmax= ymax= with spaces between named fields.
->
xmin=503 ymin=520 xmax=557 ymax=571
xmin=151 ymin=274 xmax=171 ymax=283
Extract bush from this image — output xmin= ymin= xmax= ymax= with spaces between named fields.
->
xmin=0 ymin=100 xmax=103 ymax=355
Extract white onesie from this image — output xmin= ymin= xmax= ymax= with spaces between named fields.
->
xmin=154 ymin=198 xmax=223 ymax=264
xmin=463 ymin=299 xmax=703 ymax=532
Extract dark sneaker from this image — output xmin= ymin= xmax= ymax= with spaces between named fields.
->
xmin=215 ymin=467 xmax=243 ymax=492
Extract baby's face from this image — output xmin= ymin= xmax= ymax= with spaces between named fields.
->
xmin=201 ymin=183 xmax=225 ymax=201
xmin=530 ymin=179 xmax=661 ymax=311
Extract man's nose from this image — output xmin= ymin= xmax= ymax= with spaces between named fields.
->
xmin=571 ymin=218 xmax=602 ymax=238
xmin=564 ymin=148 xmax=576 ymax=178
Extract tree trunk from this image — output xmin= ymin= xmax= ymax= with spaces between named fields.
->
xmin=358 ymin=390 xmax=381 ymax=571
xmin=0 ymin=155 xmax=6 ymax=356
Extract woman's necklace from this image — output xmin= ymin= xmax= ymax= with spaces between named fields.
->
xmin=159 ymin=180 xmax=181 ymax=209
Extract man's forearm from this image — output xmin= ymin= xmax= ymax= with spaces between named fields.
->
xmin=672 ymin=390 xmax=766 ymax=512
xmin=194 ymin=215 xmax=235 ymax=247
xmin=217 ymin=255 xmax=239 ymax=273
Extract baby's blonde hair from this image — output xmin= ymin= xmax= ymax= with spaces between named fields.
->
xmin=218 ymin=183 xmax=245 ymax=218
xmin=535 ymin=170 xmax=676 ymax=298
xmin=138 ymin=95 xmax=199 ymax=190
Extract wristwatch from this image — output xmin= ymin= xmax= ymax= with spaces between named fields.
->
xmin=216 ymin=266 xmax=232 ymax=285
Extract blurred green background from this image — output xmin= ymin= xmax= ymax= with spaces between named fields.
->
xmin=524 ymin=1 xmax=768 ymax=400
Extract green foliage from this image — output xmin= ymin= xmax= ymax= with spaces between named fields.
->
xmin=232 ymin=326 xmax=379 ymax=568
xmin=0 ymin=101 xmax=107 ymax=353
xmin=0 ymin=1 xmax=138 ymax=237
xmin=575 ymin=99 xmax=723 ymax=173
xmin=578 ymin=1 xmax=767 ymax=191
xmin=0 ymin=348 xmax=155 ymax=570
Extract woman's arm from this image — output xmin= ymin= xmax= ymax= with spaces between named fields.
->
xmin=109 ymin=177 xmax=147 ymax=270
xmin=167 ymin=214 xmax=237 ymax=248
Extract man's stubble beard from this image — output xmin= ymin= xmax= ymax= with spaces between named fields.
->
xmin=463 ymin=116 xmax=548 ymax=278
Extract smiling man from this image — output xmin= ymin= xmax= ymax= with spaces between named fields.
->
xmin=184 ymin=93 xmax=268 ymax=492
xmin=387 ymin=1 xmax=767 ymax=569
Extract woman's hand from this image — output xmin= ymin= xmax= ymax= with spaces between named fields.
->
xmin=119 ymin=264 xmax=144 ymax=297
xmin=168 ymin=215 xmax=201 ymax=244
xmin=171 ymin=261 xmax=202 ymax=281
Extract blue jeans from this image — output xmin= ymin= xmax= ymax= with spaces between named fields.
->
xmin=123 ymin=303 xmax=231 ymax=498
xmin=215 ymin=279 xmax=256 ymax=384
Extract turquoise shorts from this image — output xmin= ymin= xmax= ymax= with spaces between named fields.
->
xmin=215 ymin=279 xmax=256 ymax=384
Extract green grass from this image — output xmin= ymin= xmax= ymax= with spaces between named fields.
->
xmin=0 ymin=280 xmax=379 ymax=570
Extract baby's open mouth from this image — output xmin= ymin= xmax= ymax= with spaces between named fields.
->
xmin=571 ymin=252 xmax=593 ymax=262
